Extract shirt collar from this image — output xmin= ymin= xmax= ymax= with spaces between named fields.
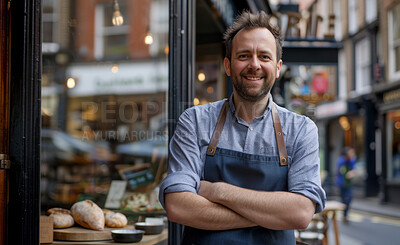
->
xmin=228 ymin=93 xmax=274 ymax=120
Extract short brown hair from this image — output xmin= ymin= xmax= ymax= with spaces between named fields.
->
xmin=223 ymin=10 xmax=283 ymax=62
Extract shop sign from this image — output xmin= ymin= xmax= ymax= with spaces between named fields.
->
xmin=312 ymin=71 xmax=329 ymax=94
xmin=66 ymin=61 xmax=168 ymax=97
xmin=314 ymin=100 xmax=347 ymax=120
xmin=384 ymin=88 xmax=400 ymax=104
xmin=272 ymin=9 xmax=335 ymax=40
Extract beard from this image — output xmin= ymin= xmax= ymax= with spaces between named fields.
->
xmin=231 ymin=69 xmax=276 ymax=102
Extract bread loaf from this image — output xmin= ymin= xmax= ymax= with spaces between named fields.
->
xmin=71 ymin=200 xmax=105 ymax=230
xmin=103 ymin=209 xmax=128 ymax=228
xmin=47 ymin=208 xmax=74 ymax=228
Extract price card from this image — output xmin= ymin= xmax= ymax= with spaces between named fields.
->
xmin=105 ymin=180 xmax=127 ymax=209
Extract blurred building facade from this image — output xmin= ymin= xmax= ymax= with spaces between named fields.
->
xmin=309 ymin=0 xmax=400 ymax=205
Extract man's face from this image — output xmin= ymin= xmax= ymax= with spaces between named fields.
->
xmin=224 ymin=28 xmax=282 ymax=102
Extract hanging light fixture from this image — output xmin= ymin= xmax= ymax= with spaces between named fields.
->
xmin=66 ymin=77 xmax=76 ymax=89
xmin=111 ymin=64 xmax=119 ymax=73
xmin=198 ymin=69 xmax=206 ymax=82
xmin=112 ymin=0 xmax=124 ymax=26
xmin=144 ymin=30 xmax=153 ymax=45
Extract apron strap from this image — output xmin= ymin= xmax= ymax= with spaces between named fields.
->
xmin=271 ymin=103 xmax=288 ymax=166
xmin=206 ymin=100 xmax=229 ymax=156
xmin=206 ymin=100 xmax=288 ymax=166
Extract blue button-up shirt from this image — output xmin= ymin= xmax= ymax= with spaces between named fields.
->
xmin=159 ymin=95 xmax=326 ymax=212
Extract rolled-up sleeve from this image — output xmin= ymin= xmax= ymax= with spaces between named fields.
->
xmin=288 ymin=118 xmax=326 ymax=213
xmin=159 ymin=109 xmax=204 ymax=208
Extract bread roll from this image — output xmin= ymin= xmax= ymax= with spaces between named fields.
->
xmin=71 ymin=200 xmax=105 ymax=230
xmin=103 ymin=210 xmax=128 ymax=228
xmin=50 ymin=212 xmax=75 ymax=228
xmin=47 ymin=208 xmax=74 ymax=228
xmin=47 ymin=207 xmax=71 ymax=215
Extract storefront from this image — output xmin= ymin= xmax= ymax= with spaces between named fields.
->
xmin=314 ymin=100 xmax=366 ymax=195
xmin=376 ymin=86 xmax=400 ymax=204
xmin=1 ymin=0 xmax=260 ymax=244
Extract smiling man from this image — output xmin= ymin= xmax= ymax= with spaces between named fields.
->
xmin=159 ymin=11 xmax=326 ymax=244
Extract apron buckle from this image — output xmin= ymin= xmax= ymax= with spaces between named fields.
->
xmin=280 ymin=156 xmax=288 ymax=166
xmin=206 ymin=147 xmax=216 ymax=156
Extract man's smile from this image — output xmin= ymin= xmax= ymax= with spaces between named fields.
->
xmin=244 ymin=75 xmax=263 ymax=81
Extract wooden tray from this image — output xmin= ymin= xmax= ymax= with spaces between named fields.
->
xmin=53 ymin=225 xmax=135 ymax=241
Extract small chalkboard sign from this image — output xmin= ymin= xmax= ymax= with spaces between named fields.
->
xmin=118 ymin=164 xmax=155 ymax=190
xmin=104 ymin=180 xmax=127 ymax=209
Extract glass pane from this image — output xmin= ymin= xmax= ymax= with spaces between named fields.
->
xmin=104 ymin=35 xmax=128 ymax=58
xmin=41 ymin=0 xmax=169 ymax=223
xmin=387 ymin=110 xmax=400 ymax=181
xmin=42 ymin=22 xmax=53 ymax=43
xmin=42 ymin=0 xmax=55 ymax=14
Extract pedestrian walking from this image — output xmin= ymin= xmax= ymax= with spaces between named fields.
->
xmin=336 ymin=147 xmax=357 ymax=223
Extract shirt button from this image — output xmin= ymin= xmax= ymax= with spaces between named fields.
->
xmin=263 ymin=115 xmax=266 ymax=119
xmin=249 ymin=127 xmax=253 ymax=131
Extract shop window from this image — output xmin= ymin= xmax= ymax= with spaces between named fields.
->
xmin=386 ymin=111 xmax=400 ymax=182
xmin=389 ymin=3 xmax=400 ymax=82
xmin=284 ymin=65 xmax=337 ymax=118
xmin=148 ymin=0 xmax=169 ymax=57
xmin=194 ymin=60 xmax=222 ymax=105
xmin=354 ymin=37 xmax=371 ymax=94
xmin=41 ymin=0 xmax=169 ymax=230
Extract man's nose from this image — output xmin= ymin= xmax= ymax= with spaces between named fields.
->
xmin=248 ymin=56 xmax=261 ymax=70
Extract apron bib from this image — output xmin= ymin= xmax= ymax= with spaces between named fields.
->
xmin=181 ymin=100 xmax=295 ymax=245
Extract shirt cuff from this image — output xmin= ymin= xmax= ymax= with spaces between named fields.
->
xmin=158 ymin=171 xmax=200 ymax=208
xmin=291 ymin=186 xmax=327 ymax=213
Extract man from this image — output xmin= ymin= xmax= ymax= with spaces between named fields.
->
xmin=336 ymin=147 xmax=357 ymax=223
xmin=159 ymin=10 xmax=326 ymax=244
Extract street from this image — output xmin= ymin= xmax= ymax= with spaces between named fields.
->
xmin=328 ymin=210 xmax=400 ymax=245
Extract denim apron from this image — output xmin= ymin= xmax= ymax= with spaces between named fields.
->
xmin=181 ymin=100 xmax=295 ymax=245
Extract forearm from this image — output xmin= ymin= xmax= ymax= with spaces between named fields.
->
xmin=164 ymin=191 xmax=256 ymax=230
xmin=202 ymin=182 xmax=315 ymax=230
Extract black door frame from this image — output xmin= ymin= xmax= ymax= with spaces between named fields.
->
xmin=8 ymin=0 xmax=41 ymax=244
xmin=168 ymin=0 xmax=195 ymax=244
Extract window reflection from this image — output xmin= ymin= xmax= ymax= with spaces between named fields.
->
xmin=41 ymin=0 xmax=169 ymax=211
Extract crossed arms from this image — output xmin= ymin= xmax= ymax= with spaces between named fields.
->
xmin=164 ymin=180 xmax=316 ymax=231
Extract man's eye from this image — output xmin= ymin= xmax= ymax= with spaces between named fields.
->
xmin=261 ymin=55 xmax=271 ymax=60
xmin=238 ymin=55 xmax=248 ymax=59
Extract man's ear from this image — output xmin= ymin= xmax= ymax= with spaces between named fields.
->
xmin=224 ymin=57 xmax=231 ymax=76
xmin=275 ymin=59 xmax=283 ymax=79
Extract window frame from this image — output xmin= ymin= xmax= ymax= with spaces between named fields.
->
xmin=365 ymin=0 xmax=377 ymax=24
xmin=94 ymin=2 xmax=129 ymax=60
xmin=354 ymin=36 xmax=371 ymax=94
xmin=348 ymin=0 xmax=358 ymax=35
xmin=388 ymin=2 xmax=400 ymax=82
xmin=42 ymin=0 xmax=60 ymax=53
